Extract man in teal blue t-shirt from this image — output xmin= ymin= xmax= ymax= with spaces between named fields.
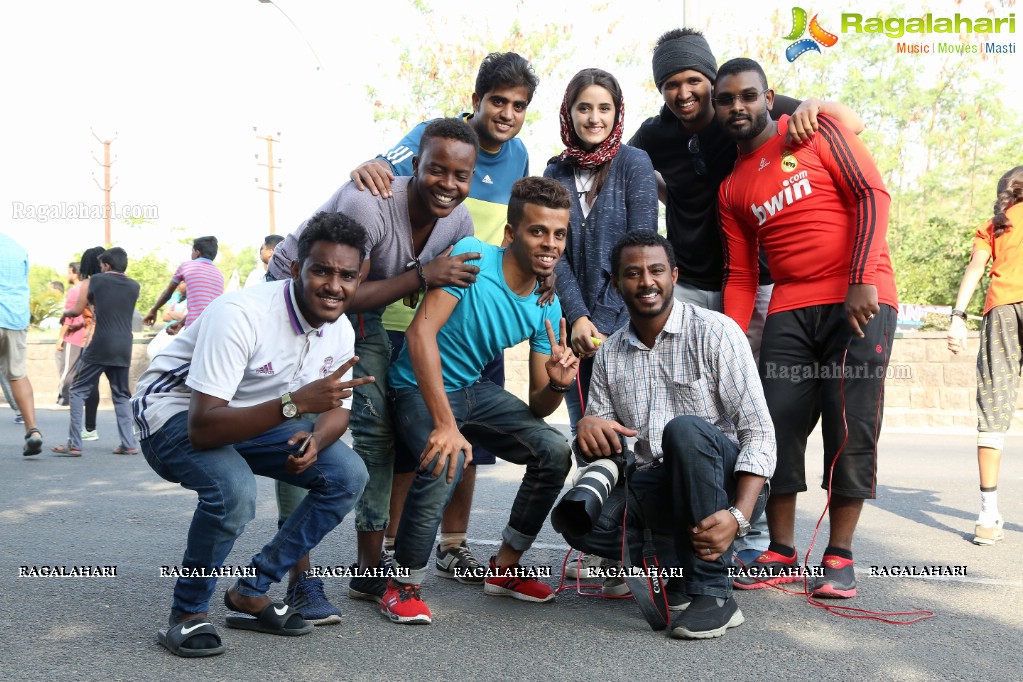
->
xmin=380 ymin=177 xmax=577 ymax=625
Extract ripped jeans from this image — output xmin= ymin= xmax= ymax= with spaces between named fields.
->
xmin=346 ymin=309 xmax=403 ymax=532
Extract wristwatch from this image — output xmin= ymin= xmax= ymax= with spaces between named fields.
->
xmin=281 ymin=392 xmax=299 ymax=419
xmin=950 ymin=309 xmax=968 ymax=321
xmin=727 ymin=507 xmax=751 ymax=537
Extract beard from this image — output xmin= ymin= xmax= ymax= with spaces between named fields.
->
xmin=728 ymin=108 xmax=771 ymax=141
xmin=625 ymin=287 xmax=673 ymax=319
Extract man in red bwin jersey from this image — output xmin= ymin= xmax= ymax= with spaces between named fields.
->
xmin=717 ymin=57 xmax=897 ymax=600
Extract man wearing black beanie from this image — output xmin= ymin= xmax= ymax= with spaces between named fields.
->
xmin=628 ymin=27 xmax=864 ymax=569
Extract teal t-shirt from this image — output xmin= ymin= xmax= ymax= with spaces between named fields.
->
xmin=388 ymin=238 xmax=562 ymax=393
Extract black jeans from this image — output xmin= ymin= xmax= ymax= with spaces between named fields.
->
xmin=562 ymin=416 xmax=767 ymax=598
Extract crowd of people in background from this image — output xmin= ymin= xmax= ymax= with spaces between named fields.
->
xmin=0 ymin=24 xmax=1013 ymax=660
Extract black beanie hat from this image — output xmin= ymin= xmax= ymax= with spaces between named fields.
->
xmin=652 ymin=34 xmax=718 ymax=90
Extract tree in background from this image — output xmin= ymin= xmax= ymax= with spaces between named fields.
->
xmin=127 ymin=252 xmax=175 ymax=316
xmin=365 ymin=0 xmax=647 ymax=163
xmin=27 ymin=264 xmax=63 ymax=328
xmin=213 ymin=243 xmax=258 ymax=292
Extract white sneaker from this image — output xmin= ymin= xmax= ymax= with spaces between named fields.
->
xmin=81 ymin=430 xmax=99 ymax=441
xmin=973 ymin=517 xmax=1004 ymax=545
xmin=564 ymin=553 xmax=602 ymax=579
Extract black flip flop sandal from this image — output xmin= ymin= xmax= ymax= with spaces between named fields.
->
xmin=223 ymin=590 xmax=312 ymax=636
xmin=23 ymin=428 xmax=42 ymax=456
xmin=157 ymin=617 xmax=225 ymax=658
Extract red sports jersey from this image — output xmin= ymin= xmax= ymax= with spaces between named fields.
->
xmin=720 ymin=114 xmax=897 ymax=331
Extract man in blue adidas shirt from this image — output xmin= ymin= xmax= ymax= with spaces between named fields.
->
xmin=347 ymin=51 xmax=538 ymax=579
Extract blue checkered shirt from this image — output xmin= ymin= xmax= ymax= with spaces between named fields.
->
xmin=582 ymin=300 xmax=776 ymax=477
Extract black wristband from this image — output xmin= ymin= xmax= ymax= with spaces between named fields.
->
xmin=951 ymin=309 xmax=968 ymax=321
xmin=547 ymin=380 xmax=571 ymax=394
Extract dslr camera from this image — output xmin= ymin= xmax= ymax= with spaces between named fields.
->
xmin=551 ymin=453 xmax=625 ymax=537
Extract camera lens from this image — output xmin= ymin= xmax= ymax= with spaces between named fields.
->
xmin=551 ymin=457 xmax=622 ymax=537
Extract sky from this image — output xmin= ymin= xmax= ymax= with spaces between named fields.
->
xmin=1 ymin=0 xmax=1019 ymax=273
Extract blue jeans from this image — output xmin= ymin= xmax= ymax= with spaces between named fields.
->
xmin=141 ymin=411 xmax=368 ymax=619
xmin=562 ymin=416 xmax=768 ymax=599
xmin=346 ymin=310 xmax=399 ymax=532
xmin=391 ymin=380 xmax=572 ymax=584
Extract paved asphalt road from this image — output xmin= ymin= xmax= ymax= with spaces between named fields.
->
xmin=2 ymin=408 xmax=1020 ymax=681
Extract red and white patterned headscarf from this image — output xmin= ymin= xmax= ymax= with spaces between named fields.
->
xmin=557 ymin=88 xmax=624 ymax=170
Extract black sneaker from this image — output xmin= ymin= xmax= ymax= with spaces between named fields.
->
xmin=434 ymin=542 xmax=485 ymax=584
xmin=348 ymin=561 xmax=390 ymax=604
xmin=810 ymin=554 xmax=857 ymax=599
xmin=669 ymin=595 xmax=744 ymax=639
xmin=666 ymin=578 xmax=691 ymax=612
xmin=285 ymin=574 xmax=342 ymax=625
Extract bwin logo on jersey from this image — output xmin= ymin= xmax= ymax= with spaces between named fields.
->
xmin=783 ymin=7 xmax=839 ymax=62
xmin=750 ymin=171 xmax=811 ymax=225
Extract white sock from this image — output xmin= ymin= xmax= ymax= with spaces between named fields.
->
xmin=979 ymin=489 xmax=1000 ymax=524
xmin=439 ymin=532 xmax=467 ymax=552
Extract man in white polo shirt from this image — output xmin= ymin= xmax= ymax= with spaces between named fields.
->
xmin=132 ymin=212 xmax=373 ymax=658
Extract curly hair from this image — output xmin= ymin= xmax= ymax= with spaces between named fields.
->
xmin=421 ymin=117 xmax=480 ymax=156
xmin=993 ymin=165 xmax=1023 ymax=237
xmin=296 ymin=211 xmax=368 ymax=264
xmin=507 ymin=177 xmax=571 ymax=228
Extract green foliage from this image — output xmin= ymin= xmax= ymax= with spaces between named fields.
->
xmin=126 ymin=253 xmax=175 ymax=314
xmin=215 ymin=244 xmax=258 ymax=290
xmin=29 ymin=264 xmax=61 ymax=297
xmin=27 ymin=264 xmax=64 ymax=327
xmin=889 ymin=216 xmax=987 ymax=315
xmin=367 ymin=2 xmax=580 ymax=131
xmin=29 ymin=289 xmax=63 ymax=328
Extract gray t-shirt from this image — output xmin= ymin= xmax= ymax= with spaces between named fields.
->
xmin=269 ymin=177 xmax=474 ymax=283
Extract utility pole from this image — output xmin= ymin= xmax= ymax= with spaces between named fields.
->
xmin=254 ymin=129 xmax=281 ymax=234
xmin=92 ymin=130 xmax=117 ymax=246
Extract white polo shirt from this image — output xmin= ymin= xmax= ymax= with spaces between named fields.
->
xmin=131 ymin=279 xmax=355 ymax=441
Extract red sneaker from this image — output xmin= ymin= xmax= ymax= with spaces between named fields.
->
xmin=483 ymin=556 xmax=555 ymax=603
xmin=810 ymin=555 xmax=857 ymax=599
xmin=380 ymin=579 xmax=432 ymax=624
xmin=732 ymin=549 xmax=803 ymax=590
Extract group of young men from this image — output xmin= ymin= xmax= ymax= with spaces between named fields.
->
xmin=132 ymin=27 xmax=896 ymax=658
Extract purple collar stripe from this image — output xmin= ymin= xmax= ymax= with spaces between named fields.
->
xmin=284 ymin=281 xmax=303 ymax=335
xmin=283 ymin=280 xmax=325 ymax=337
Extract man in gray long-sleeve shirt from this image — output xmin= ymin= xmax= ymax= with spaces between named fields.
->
xmin=563 ymin=230 xmax=776 ymax=641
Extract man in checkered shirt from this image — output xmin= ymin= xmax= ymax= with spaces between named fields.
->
xmin=564 ymin=230 xmax=776 ymax=641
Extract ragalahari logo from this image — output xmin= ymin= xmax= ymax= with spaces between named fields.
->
xmin=783 ymin=7 xmax=839 ymax=61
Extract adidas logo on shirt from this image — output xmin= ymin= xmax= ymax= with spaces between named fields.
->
xmin=481 ymin=174 xmax=494 ymax=185
xmin=256 ymin=362 xmax=275 ymax=375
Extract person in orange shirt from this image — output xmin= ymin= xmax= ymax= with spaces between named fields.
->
xmin=947 ymin=165 xmax=1023 ymax=546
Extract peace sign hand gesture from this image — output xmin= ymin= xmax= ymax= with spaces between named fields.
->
xmin=544 ymin=318 xmax=579 ymax=390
